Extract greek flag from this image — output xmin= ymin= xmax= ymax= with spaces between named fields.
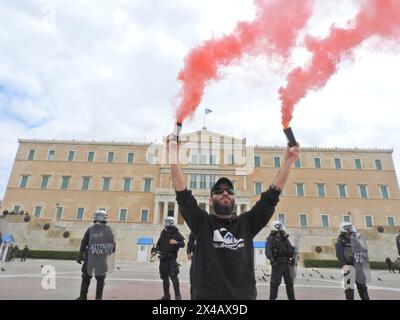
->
xmin=205 ymin=108 xmax=213 ymax=114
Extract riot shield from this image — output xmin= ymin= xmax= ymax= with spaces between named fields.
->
xmin=87 ymin=224 xmax=116 ymax=277
xmin=288 ymin=234 xmax=300 ymax=283
xmin=350 ymin=233 xmax=371 ymax=284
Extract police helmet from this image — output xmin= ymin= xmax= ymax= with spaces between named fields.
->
xmin=270 ymin=220 xmax=286 ymax=232
xmin=339 ymin=222 xmax=356 ymax=234
xmin=164 ymin=216 xmax=175 ymax=227
xmin=93 ymin=209 xmax=107 ymax=223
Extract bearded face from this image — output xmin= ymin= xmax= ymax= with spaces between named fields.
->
xmin=212 ymin=198 xmax=235 ymax=216
xmin=210 ymin=184 xmax=236 ymax=216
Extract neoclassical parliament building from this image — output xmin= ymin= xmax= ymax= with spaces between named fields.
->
xmin=1 ymin=128 xmax=399 ymax=262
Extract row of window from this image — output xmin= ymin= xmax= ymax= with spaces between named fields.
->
xmin=188 ymin=153 xmax=385 ymax=169
xmin=188 ymin=176 xmax=391 ymax=199
xmin=19 ymin=205 xmax=150 ymax=222
xmin=27 ymin=148 xmax=230 ymax=165
xmin=19 ymin=173 xmax=392 ymax=199
xmin=19 ymin=175 xmax=153 ymax=192
xmin=27 ymin=149 xmax=139 ymax=164
xmin=190 ymin=153 xmax=218 ymax=165
xmin=253 ymin=182 xmax=390 ymax=199
xmin=189 ymin=174 xmax=217 ymax=189
xmin=276 ymin=213 xmax=396 ymax=228
xmin=26 ymin=149 xmax=385 ymax=170
xmin=255 ymin=156 xmax=384 ymax=171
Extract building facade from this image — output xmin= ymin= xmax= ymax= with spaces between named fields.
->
xmin=1 ymin=129 xmax=400 ymax=261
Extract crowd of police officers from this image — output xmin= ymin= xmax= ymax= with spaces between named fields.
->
xmin=76 ymin=209 xmax=399 ymax=300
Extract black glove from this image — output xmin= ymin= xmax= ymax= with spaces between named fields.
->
xmin=76 ymin=254 xmax=84 ymax=264
xmin=271 ymin=261 xmax=278 ymax=267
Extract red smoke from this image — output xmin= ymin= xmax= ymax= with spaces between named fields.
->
xmin=279 ymin=0 xmax=400 ymax=128
xmin=176 ymin=0 xmax=313 ymax=123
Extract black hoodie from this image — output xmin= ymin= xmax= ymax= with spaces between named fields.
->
xmin=176 ymin=186 xmax=280 ymax=300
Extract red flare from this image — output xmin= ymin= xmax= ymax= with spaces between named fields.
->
xmin=176 ymin=0 xmax=313 ymax=124
xmin=279 ymin=0 xmax=400 ymax=128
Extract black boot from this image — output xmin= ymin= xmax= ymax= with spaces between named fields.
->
xmin=77 ymin=274 xmax=91 ymax=300
xmin=359 ymin=290 xmax=370 ymax=300
xmin=345 ymin=288 xmax=354 ymax=300
xmin=95 ymin=276 xmax=105 ymax=300
xmin=357 ymin=285 xmax=370 ymax=300
xmin=172 ymin=278 xmax=182 ymax=300
xmin=286 ymin=285 xmax=296 ymax=300
xmin=159 ymin=278 xmax=171 ymax=300
xmin=270 ymin=284 xmax=279 ymax=300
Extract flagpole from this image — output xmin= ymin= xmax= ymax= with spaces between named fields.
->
xmin=203 ymin=108 xmax=212 ymax=129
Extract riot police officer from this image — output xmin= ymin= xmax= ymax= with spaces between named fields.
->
xmin=151 ymin=216 xmax=185 ymax=300
xmin=265 ymin=220 xmax=296 ymax=300
xmin=76 ymin=209 xmax=115 ymax=300
xmin=335 ymin=222 xmax=370 ymax=300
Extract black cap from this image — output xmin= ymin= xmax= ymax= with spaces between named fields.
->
xmin=210 ymin=177 xmax=234 ymax=196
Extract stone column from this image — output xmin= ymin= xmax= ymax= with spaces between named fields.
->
xmin=163 ymin=201 xmax=169 ymax=221
xmin=174 ymin=203 xmax=179 ymax=224
xmin=236 ymin=204 xmax=241 ymax=215
xmin=153 ymin=201 xmax=160 ymax=224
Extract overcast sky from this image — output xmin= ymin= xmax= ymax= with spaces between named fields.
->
xmin=0 ymin=0 xmax=399 ymax=199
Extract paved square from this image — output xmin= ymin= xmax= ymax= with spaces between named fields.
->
xmin=0 ymin=259 xmax=399 ymax=300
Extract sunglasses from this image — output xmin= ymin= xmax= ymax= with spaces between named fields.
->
xmin=212 ymin=187 xmax=234 ymax=195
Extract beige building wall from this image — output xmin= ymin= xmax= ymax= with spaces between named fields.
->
xmin=1 ymin=129 xmax=400 ymax=261
xmin=4 ymin=139 xmax=160 ymax=223
xmin=250 ymin=147 xmax=399 ymax=229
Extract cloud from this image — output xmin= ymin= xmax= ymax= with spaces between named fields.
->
xmin=0 ymin=0 xmax=399 ymax=198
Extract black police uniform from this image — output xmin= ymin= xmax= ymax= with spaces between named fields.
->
xmin=187 ymin=232 xmax=196 ymax=300
xmin=335 ymin=233 xmax=369 ymax=300
xmin=265 ymin=231 xmax=296 ymax=300
xmin=76 ymin=224 xmax=115 ymax=300
xmin=396 ymin=233 xmax=400 ymax=256
xmin=153 ymin=225 xmax=185 ymax=300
